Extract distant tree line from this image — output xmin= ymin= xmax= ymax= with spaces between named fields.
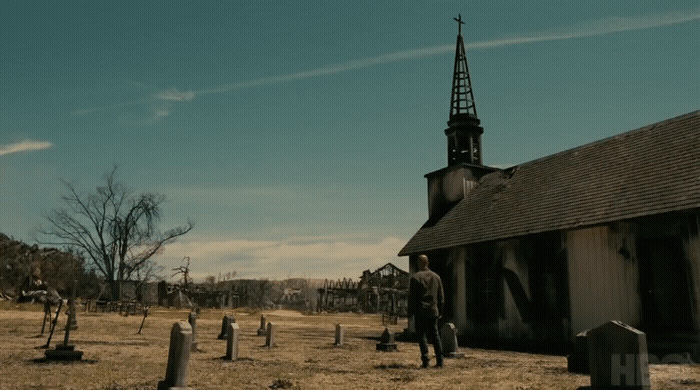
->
xmin=0 ymin=233 xmax=102 ymax=299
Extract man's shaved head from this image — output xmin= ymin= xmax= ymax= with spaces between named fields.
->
xmin=418 ymin=254 xmax=429 ymax=270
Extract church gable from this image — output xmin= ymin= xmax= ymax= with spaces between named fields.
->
xmin=400 ymin=110 xmax=700 ymax=256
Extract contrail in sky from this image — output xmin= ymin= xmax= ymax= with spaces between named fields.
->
xmin=0 ymin=140 xmax=53 ymax=156
xmin=73 ymin=9 xmax=699 ymax=115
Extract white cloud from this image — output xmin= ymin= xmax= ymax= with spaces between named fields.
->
xmin=468 ymin=9 xmax=700 ymax=50
xmin=155 ymin=88 xmax=196 ymax=102
xmin=194 ymin=8 xmax=699 ymax=96
xmin=157 ymin=234 xmax=408 ymax=282
xmin=0 ymin=140 xmax=53 ymax=156
xmin=151 ymin=108 xmax=171 ymax=120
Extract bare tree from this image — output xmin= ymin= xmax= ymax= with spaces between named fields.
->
xmin=171 ymin=256 xmax=193 ymax=291
xmin=38 ymin=167 xmax=193 ymax=301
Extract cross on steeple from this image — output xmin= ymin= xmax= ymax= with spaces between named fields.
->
xmin=445 ymin=13 xmax=483 ymax=166
xmin=454 ymin=14 xmax=465 ymax=35
xmin=449 ymin=13 xmax=477 ymax=121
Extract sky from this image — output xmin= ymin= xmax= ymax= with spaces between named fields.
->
xmin=1 ymin=1 xmax=699 ymax=282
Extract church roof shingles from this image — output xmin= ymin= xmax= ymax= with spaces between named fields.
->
xmin=399 ymin=110 xmax=700 ymax=256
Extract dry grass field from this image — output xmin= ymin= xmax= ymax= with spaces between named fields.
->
xmin=1 ymin=303 xmax=699 ymax=389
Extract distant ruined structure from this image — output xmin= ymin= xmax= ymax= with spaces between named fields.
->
xmin=317 ymin=263 xmax=409 ymax=315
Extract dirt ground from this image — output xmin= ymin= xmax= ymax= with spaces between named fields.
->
xmin=1 ymin=303 xmax=699 ymax=389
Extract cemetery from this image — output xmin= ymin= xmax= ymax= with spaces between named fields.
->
xmin=2 ymin=3 xmax=699 ymax=389
xmin=1 ymin=301 xmax=700 ymax=389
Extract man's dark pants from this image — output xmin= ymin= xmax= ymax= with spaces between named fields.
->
xmin=415 ymin=314 xmax=443 ymax=366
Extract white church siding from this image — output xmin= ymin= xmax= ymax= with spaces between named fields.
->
xmin=566 ymin=224 xmax=641 ymax=337
xmin=450 ymin=246 xmax=468 ymax=332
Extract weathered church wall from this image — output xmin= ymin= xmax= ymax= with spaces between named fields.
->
xmin=497 ymin=239 xmax=532 ymax=340
xmin=566 ymin=224 xmax=641 ymax=337
xmin=682 ymin=214 xmax=700 ymax=331
xmin=426 ymin=166 xmax=479 ymax=220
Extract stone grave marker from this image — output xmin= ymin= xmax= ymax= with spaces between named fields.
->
xmin=567 ymin=329 xmax=590 ymax=373
xmin=218 ymin=315 xmax=235 ymax=340
xmin=158 ymin=321 xmax=193 ymax=390
xmin=334 ymin=324 xmax=344 ymax=346
xmin=226 ymin=323 xmax=240 ymax=360
xmin=257 ymin=314 xmax=267 ymax=336
xmin=587 ymin=320 xmax=650 ymax=390
xmin=403 ymin=316 xmax=416 ymax=339
xmin=265 ymin=322 xmax=277 ymax=347
xmin=376 ymin=327 xmax=397 ymax=351
xmin=67 ymin=280 xmax=78 ymax=330
xmin=188 ymin=312 xmax=198 ymax=352
xmin=441 ymin=323 xmax=465 ymax=358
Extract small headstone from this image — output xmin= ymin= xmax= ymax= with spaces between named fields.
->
xmin=587 ymin=321 xmax=650 ymax=390
xmin=67 ymin=280 xmax=78 ymax=330
xmin=334 ymin=324 xmax=344 ymax=346
xmin=257 ymin=314 xmax=267 ymax=336
xmin=441 ymin=323 xmax=465 ymax=358
xmin=188 ymin=312 xmax=198 ymax=352
xmin=158 ymin=321 xmax=193 ymax=390
xmin=265 ymin=322 xmax=277 ymax=347
xmin=225 ymin=323 xmax=240 ymax=360
xmin=218 ymin=315 xmax=235 ymax=340
xmin=567 ymin=330 xmax=590 ymax=373
xmin=376 ymin=327 xmax=398 ymax=351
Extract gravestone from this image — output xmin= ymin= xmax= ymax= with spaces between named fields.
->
xmin=376 ymin=327 xmax=398 ymax=351
xmin=218 ymin=315 xmax=236 ymax=340
xmin=334 ymin=324 xmax=344 ymax=346
xmin=257 ymin=315 xmax=267 ymax=336
xmin=567 ymin=329 xmax=590 ymax=373
xmin=587 ymin=321 xmax=650 ymax=390
xmin=441 ymin=323 xmax=465 ymax=358
xmin=188 ymin=312 xmax=198 ymax=352
xmin=225 ymin=323 xmax=240 ymax=360
xmin=265 ymin=322 xmax=277 ymax=347
xmin=158 ymin=322 xmax=193 ymax=390
xmin=67 ymin=280 xmax=78 ymax=330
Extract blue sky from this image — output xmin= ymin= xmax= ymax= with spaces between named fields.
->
xmin=1 ymin=1 xmax=699 ymax=281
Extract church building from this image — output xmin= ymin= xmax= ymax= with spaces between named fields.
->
xmin=399 ymin=17 xmax=700 ymax=356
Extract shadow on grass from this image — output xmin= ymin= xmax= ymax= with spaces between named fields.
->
xmin=214 ymin=356 xmax=254 ymax=362
xmin=31 ymin=358 xmax=98 ymax=364
xmin=314 ymin=343 xmax=359 ymax=351
xmin=374 ymin=362 xmax=416 ymax=370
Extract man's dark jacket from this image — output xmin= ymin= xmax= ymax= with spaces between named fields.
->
xmin=408 ymin=269 xmax=444 ymax=318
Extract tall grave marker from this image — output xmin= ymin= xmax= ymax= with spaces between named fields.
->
xmin=587 ymin=321 xmax=650 ymax=390
xmin=158 ymin=321 xmax=193 ymax=390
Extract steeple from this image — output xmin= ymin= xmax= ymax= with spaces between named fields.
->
xmin=445 ymin=14 xmax=484 ymax=166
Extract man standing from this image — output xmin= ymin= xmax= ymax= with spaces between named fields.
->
xmin=408 ymin=254 xmax=445 ymax=368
